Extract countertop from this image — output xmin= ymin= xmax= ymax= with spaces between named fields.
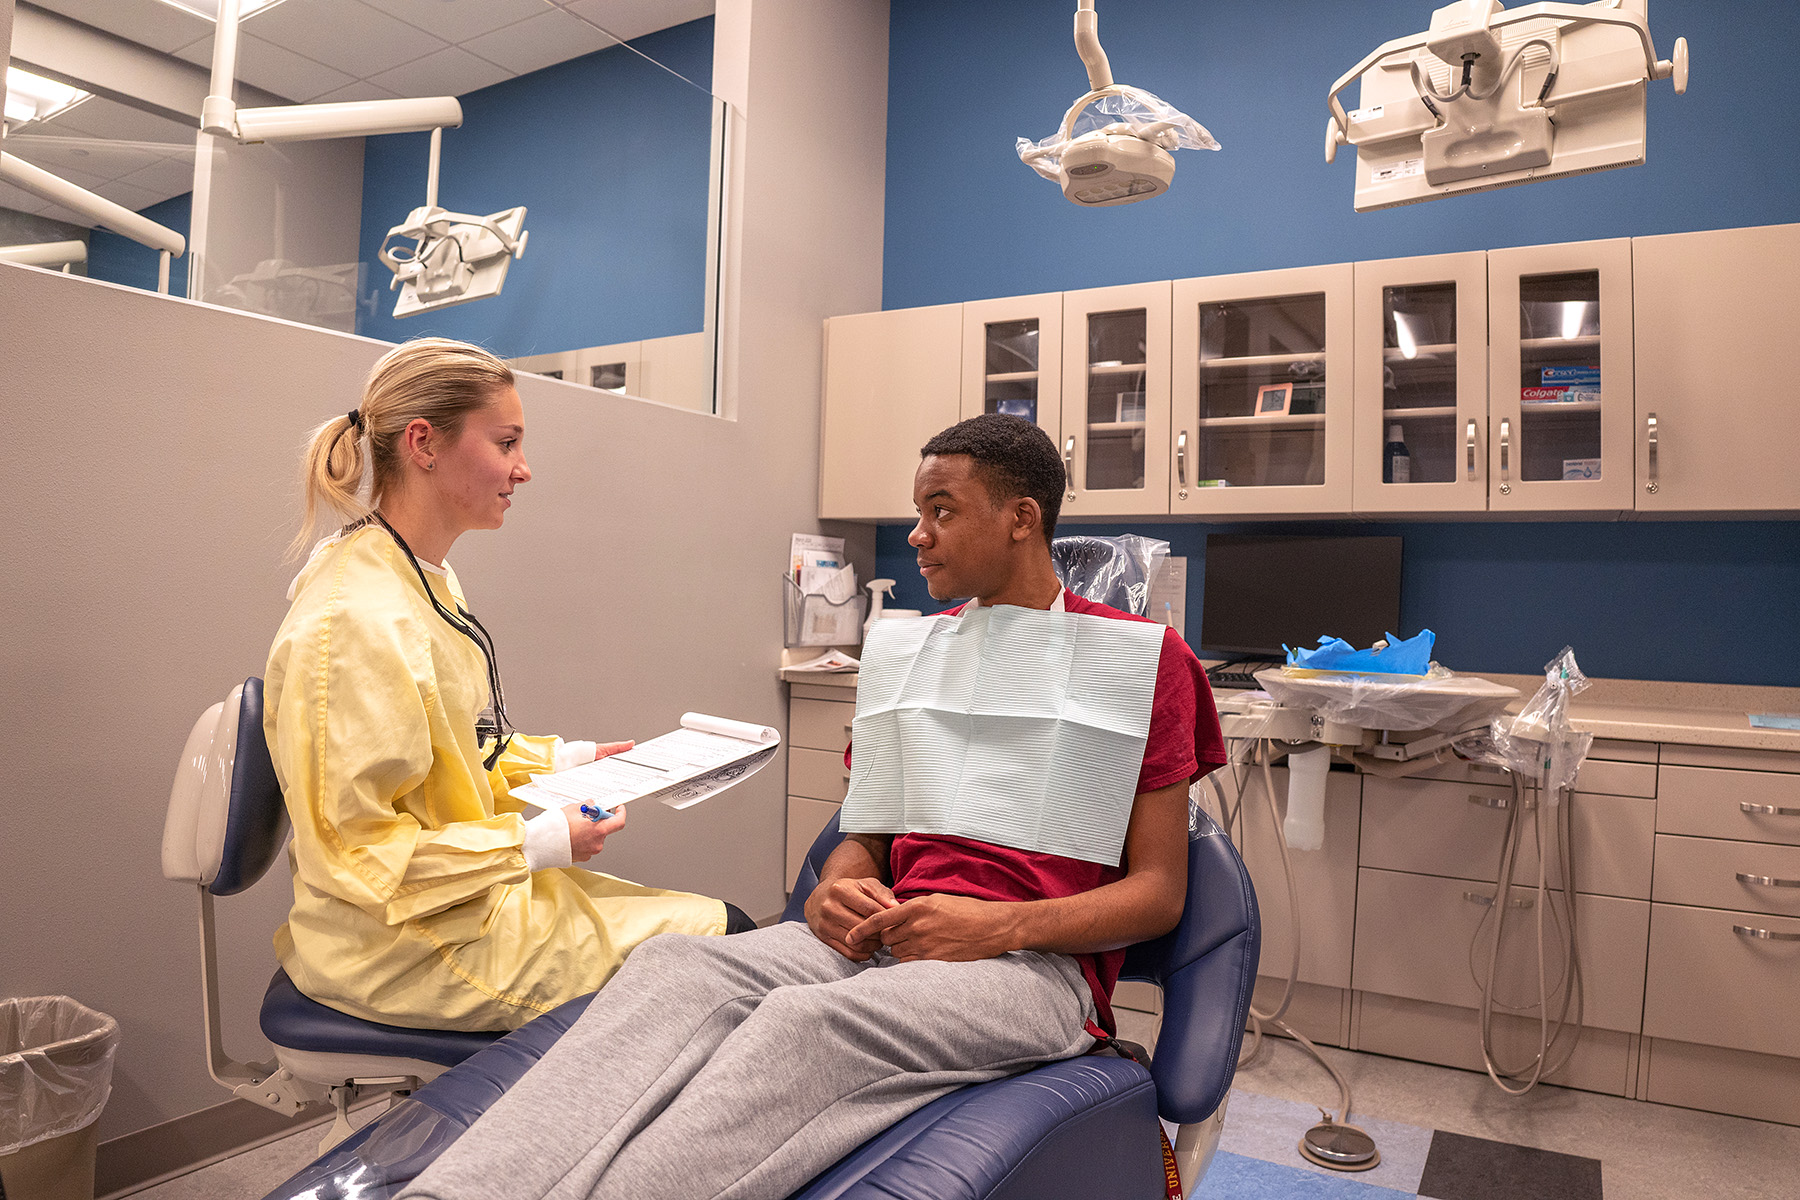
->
xmin=780 ymin=667 xmax=1800 ymax=754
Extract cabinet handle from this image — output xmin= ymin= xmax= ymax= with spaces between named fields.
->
xmin=1467 ymin=792 xmax=1511 ymax=810
xmin=1733 ymin=924 xmax=1800 ymax=942
xmin=1644 ymin=412 xmax=1659 ymax=494
xmin=1466 ymin=419 xmax=1478 ymax=481
xmin=1736 ymin=871 xmax=1800 ymax=888
xmin=1176 ymin=430 xmax=1188 ymax=487
xmin=1497 ymin=418 xmax=1511 ymax=495
xmin=1464 ymin=890 xmax=1533 ymax=910
xmin=1742 ymin=802 xmax=1800 ymax=817
xmin=1063 ymin=435 xmax=1077 ymax=500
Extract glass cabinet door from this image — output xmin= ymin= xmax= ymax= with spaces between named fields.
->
xmin=1171 ymin=264 xmax=1353 ymax=515
xmin=1059 ymin=281 xmax=1172 ymax=516
xmin=1488 ymin=239 xmax=1635 ymax=511
xmin=960 ymin=293 xmax=1063 ymax=448
xmin=1353 ymin=252 xmax=1489 ymax=513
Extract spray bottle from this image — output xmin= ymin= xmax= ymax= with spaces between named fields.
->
xmin=863 ymin=579 xmax=896 ymax=642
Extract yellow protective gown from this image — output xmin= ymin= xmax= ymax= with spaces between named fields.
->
xmin=265 ymin=525 xmax=724 ymax=1032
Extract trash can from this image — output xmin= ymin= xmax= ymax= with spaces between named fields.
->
xmin=0 ymin=997 xmax=119 ymax=1200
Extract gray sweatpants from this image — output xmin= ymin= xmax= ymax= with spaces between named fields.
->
xmin=401 ymin=921 xmax=1097 ymax=1200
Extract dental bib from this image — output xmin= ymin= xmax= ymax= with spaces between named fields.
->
xmin=840 ymin=604 xmax=1165 ymax=867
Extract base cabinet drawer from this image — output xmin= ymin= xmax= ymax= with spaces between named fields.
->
xmin=789 ymin=746 xmax=851 ymax=803
xmin=1643 ymin=902 xmax=1800 ymax=1060
xmin=1657 ymin=765 xmax=1800 ymax=846
xmin=789 ymin=697 xmax=856 ymax=753
xmin=785 ymin=797 xmax=841 ymax=891
xmin=1351 ymin=868 xmax=1649 ymax=1033
xmin=1652 ymin=835 xmax=1800 ymax=918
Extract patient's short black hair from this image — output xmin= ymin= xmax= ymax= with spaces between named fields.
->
xmin=921 ymin=414 xmax=1065 ymax=544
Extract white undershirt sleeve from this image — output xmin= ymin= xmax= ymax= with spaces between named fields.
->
xmin=552 ymin=738 xmax=598 ymax=772
xmin=523 ymin=807 xmax=574 ymax=872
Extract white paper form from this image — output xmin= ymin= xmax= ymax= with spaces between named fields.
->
xmin=513 ymin=713 xmax=781 ymax=813
xmin=839 ymin=607 xmax=1165 ymax=866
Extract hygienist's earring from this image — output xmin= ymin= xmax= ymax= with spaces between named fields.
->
xmin=426 ymin=461 xmax=435 ymax=470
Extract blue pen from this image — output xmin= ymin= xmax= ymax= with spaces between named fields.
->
xmin=579 ymin=804 xmax=614 ymax=822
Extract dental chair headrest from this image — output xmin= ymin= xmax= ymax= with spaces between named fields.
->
xmin=1051 ymin=535 xmax=1155 ymax=614
xmin=161 ymin=678 xmax=289 ymax=896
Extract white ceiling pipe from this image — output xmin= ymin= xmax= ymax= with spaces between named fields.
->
xmin=0 ymin=152 xmax=187 ymax=257
xmin=0 ymin=239 xmax=88 ymax=267
xmin=233 ymin=97 xmax=463 ymax=143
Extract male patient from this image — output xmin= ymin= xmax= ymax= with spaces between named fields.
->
xmin=404 ymin=414 xmax=1226 ymax=1200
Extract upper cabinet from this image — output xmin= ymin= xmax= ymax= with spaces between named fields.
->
xmin=1060 ymin=282 xmax=1173 ymax=516
xmin=1487 ymin=239 xmax=1636 ymax=513
xmin=818 ymin=225 xmax=1799 ymax=524
xmin=1632 ymin=224 xmax=1800 ymax=514
xmin=1172 ymin=264 xmax=1355 ymax=516
xmin=960 ymin=293 xmax=1064 ymax=450
xmin=1352 ymin=252 xmax=1490 ymax=514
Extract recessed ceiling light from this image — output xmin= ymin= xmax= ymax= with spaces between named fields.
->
xmin=3 ymin=67 xmax=93 ymax=131
xmin=150 ymin=0 xmax=290 ymax=20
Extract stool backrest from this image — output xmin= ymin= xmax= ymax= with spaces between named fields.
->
xmin=161 ymin=677 xmax=289 ymax=896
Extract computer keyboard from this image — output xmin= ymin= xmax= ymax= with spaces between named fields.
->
xmin=1206 ymin=661 xmax=1277 ymax=690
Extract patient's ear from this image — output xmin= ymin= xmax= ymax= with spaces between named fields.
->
xmin=1010 ymin=497 xmax=1042 ymax=543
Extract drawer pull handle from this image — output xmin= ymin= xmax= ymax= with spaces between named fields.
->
xmin=1467 ymin=792 xmax=1510 ymax=810
xmin=1742 ymin=802 xmax=1800 ymax=817
xmin=1736 ymin=871 xmax=1800 ymax=888
xmin=1733 ymin=924 xmax=1800 ymax=942
xmin=1464 ymin=890 xmax=1533 ymax=910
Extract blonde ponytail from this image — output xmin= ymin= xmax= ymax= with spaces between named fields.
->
xmin=290 ymin=337 xmax=514 ymax=559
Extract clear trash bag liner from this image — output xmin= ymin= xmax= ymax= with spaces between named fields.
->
xmin=1253 ymin=662 xmax=1520 ymax=734
xmin=1450 ymin=646 xmax=1594 ymax=795
xmin=1286 ymin=629 xmax=1435 ymax=676
xmin=0 ymin=996 xmax=119 ymax=1155
xmin=262 ymin=1099 xmax=465 ymax=1199
xmin=1017 ymin=85 xmax=1220 ymax=180
xmin=1050 ymin=534 xmax=1168 ymax=615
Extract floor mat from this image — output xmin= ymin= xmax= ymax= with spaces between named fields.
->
xmin=1207 ymin=1090 xmax=1603 ymax=1199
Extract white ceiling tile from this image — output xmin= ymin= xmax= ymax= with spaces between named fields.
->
xmin=24 ymin=0 xmax=214 ymax=55
xmin=118 ymin=155 xmax=202 ymax=195
xmin=369 ymin=46 xmax=512 ymax=97
xmin=176 ymin=34 xmax=356 ymax=102
xmin=462 ymin=8 xmax=618 ymax=76
xmin=360 ymin=0 xmax=550 ymax=43
xmin=242 ymin=0 xmax=451 ymax=80
xmin=0 ymin=180 xmax=58 ymax=217
xmin=42 ymin=97 xmax=197 ymax=145
xmin=559 ymin=0 xmax=713 ymax=46
xmin=92 ymin=178 xmax=167 ymax=211
xmin=2 ymin=136 xmax=176 ymax=183
xmin=310 ymin=81 xmax=403 ymax=103
xmin=3 ymin=154 xmax=113 ymax=192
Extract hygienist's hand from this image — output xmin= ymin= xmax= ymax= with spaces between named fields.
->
xmin=805 ymin=877 xmax=899 ymax=961
xmin=593 ymin=740 xmax=634 ymax=761
xmin=563 ymin=803 xmax=627 ymax=862
xmin=848 ymin=894 xmax=1020 ymax=963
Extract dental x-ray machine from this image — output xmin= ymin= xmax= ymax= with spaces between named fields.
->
xmin=1325 ymin=0 xmax=1689 ymax=211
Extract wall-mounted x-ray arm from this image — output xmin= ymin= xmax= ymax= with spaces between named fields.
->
xmin=1324 ymin=1 xmax=1688 ymax=212
xmin=373 ymin=127 xmax=529 ymax=317
xmin=0 ymin=152 xmax=185 ymax=290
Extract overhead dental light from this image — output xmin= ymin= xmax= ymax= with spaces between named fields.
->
xmin=1325 ymin=0 xmax=1689 ymax=212
xmin=1017 ymin=0 xmax=1219 ymax=207
xmin=376 ymin=128 xmax=528 ymax=317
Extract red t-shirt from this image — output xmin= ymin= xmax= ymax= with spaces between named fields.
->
xmin=847 ymin=592 xmax=1227 ymax=1032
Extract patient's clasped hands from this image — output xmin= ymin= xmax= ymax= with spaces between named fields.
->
xmin=807 ymin=878 xmax=1021 ymax=963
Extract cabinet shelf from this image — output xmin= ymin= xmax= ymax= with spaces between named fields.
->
xmin=1520 ymin=399 xmax=1602 ymax=414
xmin=1087 ymin=421 xmax=1147 ymax=434
xmin=1520 ymin=335 xmax=1602 ymax=352
xmin=1197 ymin=413 xmax=1327 ymax=430
xmin=1199 ymin=350 xmax=1327 ymax=370
xmin=1383 ymin=406 xmax=1459 ymax=419
xmin=1383 ymin=344 xmax=1457 ymax=360
xmin=985 ymin=370 xmax=1039 ymax=383
xmin=1087 ymin=361 xmax=1148 ymax=377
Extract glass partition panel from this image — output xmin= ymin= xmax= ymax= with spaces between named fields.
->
xmin=1084 ymin=309 xmax=1148 ymax=491
xmin=1517 ymin=270 xmax=1602 ymax=482
xmin=1195 ymin=293 xmax=1328 ymax=488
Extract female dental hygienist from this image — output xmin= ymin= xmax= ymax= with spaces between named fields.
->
xmin=264 ymin=337 xmax=748 ymax=1032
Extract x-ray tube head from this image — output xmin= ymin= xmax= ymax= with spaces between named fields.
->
xmin=378 ymin=205 xmax=529 ymax=318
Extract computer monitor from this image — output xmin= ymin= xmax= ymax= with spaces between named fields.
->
xmin=1199 ymin=534 xmax=1403 ymax=659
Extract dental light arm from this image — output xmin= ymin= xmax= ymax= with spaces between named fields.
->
xmin=0 ymin=152 xmax=184 ymax=291
xmin=1017 ymin=0 xmax=1218 ymax=208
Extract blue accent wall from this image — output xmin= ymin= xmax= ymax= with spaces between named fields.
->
xmin=87 ymin=192 xmax=191 ymax=297
xmin=354 ymin=18 xmax=714 ymax=358
xmin=879 ymin=0 xmax=1800 ymax=687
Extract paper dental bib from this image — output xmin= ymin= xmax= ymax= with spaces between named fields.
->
xmin=840 ymin=604 xmax=1165 ymax=867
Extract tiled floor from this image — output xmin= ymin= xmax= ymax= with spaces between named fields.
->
xmin=120 ymin=1036 xmax=1800 ymax=1199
